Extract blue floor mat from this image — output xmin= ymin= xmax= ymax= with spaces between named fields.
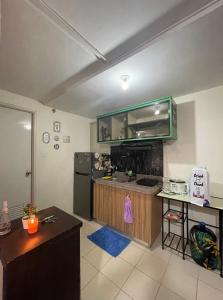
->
xmin=87 ymin=226 xmax=131 ymax=257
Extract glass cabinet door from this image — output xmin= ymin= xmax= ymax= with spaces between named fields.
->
xmin=127 ymin=100 xmax=170 ymax=139
xmin=98 ymin=117 xmax=112 ymax=142
xmin=111 ymin=112 xmax=127 ymax=140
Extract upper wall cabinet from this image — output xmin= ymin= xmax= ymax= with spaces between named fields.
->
xmin=97 ymin=97 xmax=177 ymax=143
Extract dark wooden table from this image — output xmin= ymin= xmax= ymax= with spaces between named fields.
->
xmin=0 ymin=206 xmax=82 ymax=300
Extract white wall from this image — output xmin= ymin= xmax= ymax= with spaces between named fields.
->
xmin=0 ymin=89 xmax=91 ymax=214
xmin=164 ymin=85 xmax=223 ymax=235
xmin=165 ymin=85 xmax=223 ymax=198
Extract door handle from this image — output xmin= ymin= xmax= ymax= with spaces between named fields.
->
xmin=25 ymin=171 xmax=32 ymax=177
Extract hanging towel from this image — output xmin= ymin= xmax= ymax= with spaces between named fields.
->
xmin=124 ymin=195 xmax=133 ymax=224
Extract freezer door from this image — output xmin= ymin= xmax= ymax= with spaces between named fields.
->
xmin=73 ymin=172 xmax=92 ymax=220
xmin=74 ymin=152 xmax=92 ymax=174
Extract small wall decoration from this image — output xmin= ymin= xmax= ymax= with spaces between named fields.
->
xmin=54 ymin=144 xmax=60 ymax=150
xmin=63 ymin=136 xmax=70 ymax=143
xmin=53 ymin=121 xmax=61 ymax=133
xmin=42 ymin=132 xmax=50 ymax=144
xmin=54 ymin=135 xmax=60 ymax=142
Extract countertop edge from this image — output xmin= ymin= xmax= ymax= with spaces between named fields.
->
xmin=94 ymin=179 xmax=162 ymax=195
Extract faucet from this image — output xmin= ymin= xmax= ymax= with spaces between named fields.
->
xmin=111 ymin=165 xmax=118 ymax=178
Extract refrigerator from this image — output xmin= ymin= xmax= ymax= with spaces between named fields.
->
xmin=73 ymin=152 xmax=110 ymax=220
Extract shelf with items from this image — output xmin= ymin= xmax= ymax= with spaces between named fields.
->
xmin=127 ymin=101 xmax=170 ymax=139
xmin=97 ymin=96 xmax=177 ymax=143
xmin=163 ymin=208 xmax=185 ymax=224
xmin=128 ymin=119 xmax=169 ymax=139
xmin=160 ymin=195 xmax=222 ymax=277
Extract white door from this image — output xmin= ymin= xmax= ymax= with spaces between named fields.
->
xmin=0 ymin=106 xmax=32 ymax=219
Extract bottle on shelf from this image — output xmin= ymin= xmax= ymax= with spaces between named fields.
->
xmin=0 ymin=200 xmax=11 ymax=235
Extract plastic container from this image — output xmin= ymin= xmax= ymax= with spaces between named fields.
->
xmin=0 ymin=200 xmax=11 ymax=235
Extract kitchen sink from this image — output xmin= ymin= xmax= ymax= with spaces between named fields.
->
xmin=136 ymin=178 xmax=158 ymax=187
xmin=110 ymin=178 xmax=129 ymax=183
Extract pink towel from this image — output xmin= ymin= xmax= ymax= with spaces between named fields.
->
xmin=124 ymin=195 xmax=133 ymax=224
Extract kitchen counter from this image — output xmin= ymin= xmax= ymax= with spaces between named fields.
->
xmin=94 ymin=178 xmax=162 ymax=195
xmin=157 ymin=191 xmax=223 ymax=210
xmin=93 ymin=180 xmax=162 ymax=245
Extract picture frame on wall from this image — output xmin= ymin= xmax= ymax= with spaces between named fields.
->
xmin=63 ymin=136 xmax=70 ymax=143
xmin=42 ymin=132 xmax=50 ymax=144
xmin=54 ymin=135 xmax=60 ymax=142
xmin=53 ymin=121 xmax=61 ymax=133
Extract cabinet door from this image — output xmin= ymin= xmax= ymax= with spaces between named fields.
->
xmin=93 ymin=183 xmax=102 ymax=220
xmin=127 ymin=100 xmax=170 ymax=140
xmin=123 ymin=190 xmax=135 ymax=238
xmin=132 ymin=192 xmax=151 ymax=244
xmin=110 ymin=187 xmax=125 ymax=232
xmin=98 ymin=117 xmax=112 ymax=142
xmin=93 ymin=183 xmax=111 ymax=224
xmin=110 ymin=188 xmax=135 ymax=237
xmin=111 ymin=113 xmax=127 ymax=140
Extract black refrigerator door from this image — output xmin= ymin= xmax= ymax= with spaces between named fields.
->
xmin=73 ymin=173 xmax=92 ymax=220
xmin=74 ymin=152 xmax=93 ymax=174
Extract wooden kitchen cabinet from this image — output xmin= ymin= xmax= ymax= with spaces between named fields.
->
xmin=93 ymin=182 xmax=112 ymax=224
xmin=93 ymin=182 xmax=162 ymax=246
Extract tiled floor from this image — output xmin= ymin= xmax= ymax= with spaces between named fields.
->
xmin=80 ymin=220 xmax=223 ymax=300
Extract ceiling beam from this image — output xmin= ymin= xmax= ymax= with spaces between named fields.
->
xmin=32 ymin=0 xmax=223 ymax=104
xmin=26 ymin=0 xmax=107 ymax=62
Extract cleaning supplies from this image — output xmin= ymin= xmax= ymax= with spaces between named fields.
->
xmin=124 ymin=195 xmax=133 ymax=224
xmin=0 ymin=200 xmax=11 ymax=235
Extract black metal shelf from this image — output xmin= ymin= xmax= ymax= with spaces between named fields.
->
xmin=163 ymin=232 xmax=191 ymax=257
xmin=161 ymin=196 xmax=223 ymax=277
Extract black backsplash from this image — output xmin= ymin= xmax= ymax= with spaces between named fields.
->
xmin=111 ymin=141 xmax=163 ymax=176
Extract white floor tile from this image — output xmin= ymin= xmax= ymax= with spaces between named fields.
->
xmin=81 ymin=258 xmax=98 ymax=289
xmin=162 ymin=264 xmax=197 ymax=300
xmin=119 ymin=243 xmax=145 ymax=266
xmin=101 ymin=257 xmax=133 ymax=288
xmin=81 ymin=223 xmax=99 ymax=237
xmin=122 ymin=269 xmax=159 ymax=300
xmin=132 ymin=240 xmax=148 ymax=251
xmin=115 ymin=290 xmax=133 ymax=300
xmin=156 ymin=286 xmax=184 ymax=300
xmin=81 ymin=273 xmax=119 ymax=300
xmin=197 ymin=280 xmax=223 ymax=300
xmin=136 ymin=251 xmax=168 ymax=281
xmin=148 ymin=236 xmax=172 ymax=263
xmin=85 ymin=246 xmax=112 ymax=270
xmin=80 ymin=237 xmax=95 ymax=256
xmin=199 ymin=267 xmax=223 ymax=292
xmin=168 ymin=254 xmax=199 ymax=278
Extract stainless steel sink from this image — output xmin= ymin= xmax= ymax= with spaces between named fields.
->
xmin=110 ymin=177 xmax=129 ymax=183
xmin=136 ymin=178 xmax=158 ymax=187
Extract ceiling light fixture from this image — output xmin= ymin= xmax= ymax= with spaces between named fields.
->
xmin=120 ymin=75 xmax=130 ymax=91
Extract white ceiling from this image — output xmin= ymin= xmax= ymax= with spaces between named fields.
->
xmin=0 ymin=0 xmax=223 ymax=118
